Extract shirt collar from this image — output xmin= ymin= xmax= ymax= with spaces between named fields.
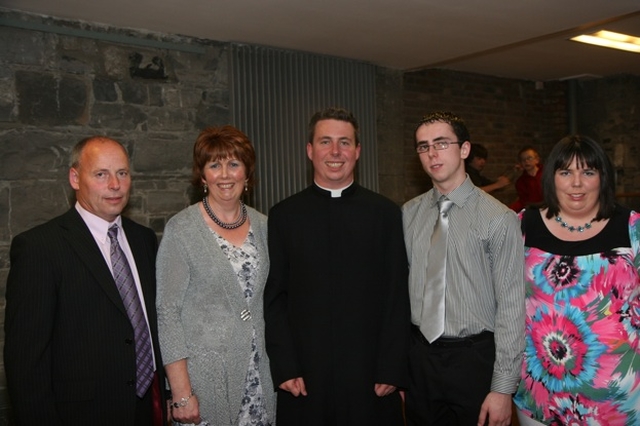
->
xmin=431 ymin=175 xmax=476 ymax=209
xmin=75 ymin=202 xmax=123 ymax=243
xmin=314 ymin=180 xmax=354 ymax=198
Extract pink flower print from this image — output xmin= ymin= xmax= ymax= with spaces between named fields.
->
xmin=547 ymin=255 xmax=580 ymax=288
xmin=526 ymin=306 xmax=607 ymax=392
xmin=628 ymin=291 xmax=640 ymax=330
xmin=548 ymin=393 xmax=628 ymax=426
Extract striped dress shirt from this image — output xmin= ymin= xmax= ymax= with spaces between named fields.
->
xmin=402 ymin=176 xmax=525 ymax=394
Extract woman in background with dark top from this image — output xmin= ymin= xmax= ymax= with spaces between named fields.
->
xmin=513 ymin=135 xmax=640 ymax=425
xmin=157 ymin=126 xmax=275 ymax=426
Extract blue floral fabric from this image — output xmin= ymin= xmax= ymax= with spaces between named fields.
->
xmin=216 ymin=230 xmax=272 ymax=426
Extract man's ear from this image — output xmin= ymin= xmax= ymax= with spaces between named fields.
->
xmin=69 ymin=168 xmax=80 ymax=190
xmin=306 ymin=142 xmax=313 ymax=161
xmin=460 ymin=141 xmax=471 ymax=160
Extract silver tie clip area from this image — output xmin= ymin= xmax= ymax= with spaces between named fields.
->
xmin=240 ymin=309 xmax=251 ymax=321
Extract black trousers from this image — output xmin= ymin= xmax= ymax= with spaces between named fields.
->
xmin=406 ymin=326 xmax=495 ymax=426
xmin=135 ymin=384 xmax=154 ymax=426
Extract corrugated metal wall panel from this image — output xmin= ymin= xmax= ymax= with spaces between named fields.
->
xmin=230 ymin=44 xmax=378 ymax=214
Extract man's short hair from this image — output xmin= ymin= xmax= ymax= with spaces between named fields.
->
xmin=468 ymin=143 xmax=489 ymax=161
xmin=308 ymin=107 xmax=360 ymax=145
xmin=414 ymin=111 xmax=470 ymax=147
xmin=70 ymin=136 xmax=128 ymax=168
xmin=517 ymin=145 xmax=539 ymax=160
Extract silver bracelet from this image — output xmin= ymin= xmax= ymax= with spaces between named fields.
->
xmin=171 ymin=389 xmax=195 ymax=409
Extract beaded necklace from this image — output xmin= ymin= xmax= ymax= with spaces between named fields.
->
xmin=554 ymin=215 xmax=593 ymax=232
xmin=202 ymin=196 xmax=247 ymax=230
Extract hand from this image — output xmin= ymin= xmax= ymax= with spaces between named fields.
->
xmin=374 ymin=383 xmax=397 ymax=397
xmin=495 ymin=175 xmax=510 ymax=189
xmin=279 ymin=377 xmax=308 ymax=397
xmin=477 ymin=391 xmax=512 ymax=426
xmin=171 ymin=394 xmax=201 ymax=425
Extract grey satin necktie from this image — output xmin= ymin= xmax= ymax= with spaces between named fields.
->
xmin=108 ymin=224 xmax=154 ymax=398
xmin=420 ymin=197 xmax=453 ymax=343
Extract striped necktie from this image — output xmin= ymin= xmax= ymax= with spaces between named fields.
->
xmin=108 ymin=224 xmax=154 ymax=397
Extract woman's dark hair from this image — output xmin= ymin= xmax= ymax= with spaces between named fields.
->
xmin=191 ymin=126 xmax=256 ymax=190
xmin=541 ymin=135 xmax=615 ymax=220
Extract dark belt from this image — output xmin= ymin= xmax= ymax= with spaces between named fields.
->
xmin=411 ymin=325 xmax=493 ymax=348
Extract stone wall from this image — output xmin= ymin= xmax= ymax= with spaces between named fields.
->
xmin=0 ymin=12 xmax=407 ymax=423
xmin=0 ymin=11 xmax=230 ymax=423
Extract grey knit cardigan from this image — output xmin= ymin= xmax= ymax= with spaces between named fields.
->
xmin=156 ymin=203 xmax=276 ymax=425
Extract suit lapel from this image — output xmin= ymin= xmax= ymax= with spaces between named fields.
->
xmin=59 ymin=209 xmax=128 ymax=316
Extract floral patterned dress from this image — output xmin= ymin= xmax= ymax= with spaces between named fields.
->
xmin=214 ymin=229 xmax=272 ymax=426
xmin=513 ymin=206 xmax=640 ymax=425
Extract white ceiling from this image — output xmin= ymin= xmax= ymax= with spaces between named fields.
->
xmin=2 ymin=0 xmax=639 ymax=81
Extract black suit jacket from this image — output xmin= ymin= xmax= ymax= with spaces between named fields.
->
xmin=4 ymin=208 xmax=166 ymax=425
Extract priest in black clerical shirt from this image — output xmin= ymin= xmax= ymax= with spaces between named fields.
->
xmin=264 ymin=107 xmax=410 ymax=426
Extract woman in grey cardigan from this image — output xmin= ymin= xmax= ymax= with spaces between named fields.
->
xmin=157 ymin=126 xmax=275 ymax=426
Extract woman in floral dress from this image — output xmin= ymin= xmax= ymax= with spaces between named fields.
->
xmin=514 ymin=135 xmax=640 ymax=425
xmin=157 ymin=126 xmax=275 ymax=426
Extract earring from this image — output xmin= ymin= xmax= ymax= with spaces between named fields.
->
xmin=203 ymin=184 xmax=208 ymax=194
xmin=244 ymin=181 xmax=248 ymax=192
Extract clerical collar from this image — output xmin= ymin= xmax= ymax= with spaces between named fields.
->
xmin=314 ymin=181 xmax=354 ymax=198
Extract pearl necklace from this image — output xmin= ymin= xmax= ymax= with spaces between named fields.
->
xmin=554 ymin=215 xmax=593 ymax=232
xmin=202 ymin=196 xmax=247 ymax=230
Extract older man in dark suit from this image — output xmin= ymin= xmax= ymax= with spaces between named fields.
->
xmin=4 ymin=136 xmax=166 ymax=425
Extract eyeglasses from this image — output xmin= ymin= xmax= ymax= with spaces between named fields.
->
xmin=416 ymin=141 xmax=462 ymax=154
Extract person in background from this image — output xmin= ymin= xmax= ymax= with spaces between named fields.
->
xmin=264 ymin=107 xmax=410 ymax=425
xmin=509 ymin=146 xmax=543 ymax=212
xmin=465 ymin=142 xmax=511 ymax=194
xmin=4 ymin=136 xmax=166 ymax=425
xmin=513 ymin=135 xmax=640 ymax=425
xmin=403 ymin=112 xmax=524 ymax=426
xmin=156 ymin=126 xmax=275 ymax=426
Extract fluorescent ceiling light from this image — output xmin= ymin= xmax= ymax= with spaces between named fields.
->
xmin=571 ymin=30 xmax=640 ymax=53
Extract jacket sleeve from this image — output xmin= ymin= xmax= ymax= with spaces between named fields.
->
xmin=489 ymin=210 xmax=526 ymax=394
xmin=155 ymin=217 xmax=192 ymax=366
xmin=263 ymin=208 xmax=303 ymax=388
xmin=374 ymin=205 xmax=411 ymax=388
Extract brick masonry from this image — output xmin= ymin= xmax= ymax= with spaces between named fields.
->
xmin=575 ymin=75 xmax=640 ymax=209
xmin=402 ymin=69 xmax=569 ymax=205
xmin=0 ymin=8 xmax=639 ymax=425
